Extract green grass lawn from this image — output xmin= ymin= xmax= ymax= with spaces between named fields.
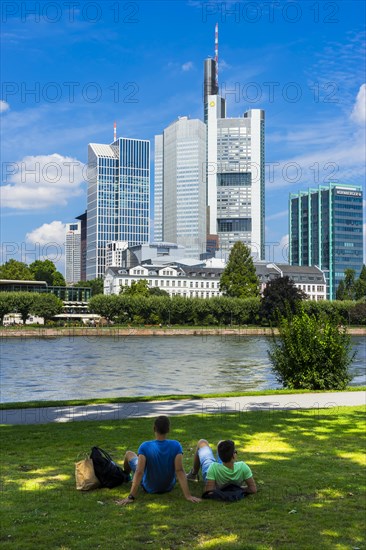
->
xmin=1 ymin=406 xmax=365 ymax=550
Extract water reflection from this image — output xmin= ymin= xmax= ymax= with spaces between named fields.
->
xmin=1 ymin=335 xmax=364 ymax=403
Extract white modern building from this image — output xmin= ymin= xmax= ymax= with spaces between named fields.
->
xmin=204 ymin=57 xmax=265 ymax=259
xmin=154 ymin=117 xmax=207 ymax=258
xmin=87 ymin=137 xmax=150 ymax=279
xmin=105 ymin=241 xmax=129 ymax=269
xmin=65 ymin=222 xmax=81 ymax=284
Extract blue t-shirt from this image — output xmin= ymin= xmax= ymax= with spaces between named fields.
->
xmin=137 ymin=439 xmax=183 ymax=494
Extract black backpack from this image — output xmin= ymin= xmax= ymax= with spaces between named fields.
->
xmin=202 ymin=483 xmax=247 ymax=502
xmin=90 ymin=446 xmax=130 ymax=489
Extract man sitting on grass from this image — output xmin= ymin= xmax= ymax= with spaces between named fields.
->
xmin=186 ymin=439 xmax=257 ymax=494
xmin=116 ymin=415 xmax=201 ymax=505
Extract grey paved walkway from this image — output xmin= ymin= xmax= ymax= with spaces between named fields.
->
xmin=1 ymin=391 xmax=365 ymax=425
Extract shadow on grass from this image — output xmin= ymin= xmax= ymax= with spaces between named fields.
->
xmin=1 ymin=406 xmax=365 ymax=549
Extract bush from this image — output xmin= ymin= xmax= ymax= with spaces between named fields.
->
xmin=269 ymin=308 xmax=354 ymax=390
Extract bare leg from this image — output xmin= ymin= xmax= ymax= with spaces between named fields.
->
xmin=123 ymin=450 xmax=137 ymax=474
xmin=191 ymin=439 xmax=210 ymax=474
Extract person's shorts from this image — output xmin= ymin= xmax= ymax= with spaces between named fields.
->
xmin=129 ymin=456 xmax=138 ymax=472
xmin=198 ymin=445 xmax=222 ymax=481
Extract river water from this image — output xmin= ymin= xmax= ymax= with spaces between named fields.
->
xmin=1 ymin=335 xmax=365 ymax=403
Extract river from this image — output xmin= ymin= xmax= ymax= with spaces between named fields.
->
xmin=1 ymin=335 xmax=365 ymax=403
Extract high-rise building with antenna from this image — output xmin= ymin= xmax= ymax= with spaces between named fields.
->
xmin=204 ymin=24 xmax=265 ymax=259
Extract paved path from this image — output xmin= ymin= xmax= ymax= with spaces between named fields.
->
xmin=1 ymin=391 xmax=365 ymax=425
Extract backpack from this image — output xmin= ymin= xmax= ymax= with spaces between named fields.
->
xmin=202 ymin=483 xmax=247 ymax=502
xmin=90 ymin=446 xmax=130 ymax=489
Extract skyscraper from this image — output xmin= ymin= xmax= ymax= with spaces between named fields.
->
xmin=75 ymin=211 xmax=87 ymax=281
xmin=154 ymin=134 xmax=163 ymax=242
xmin=154 ymin=116 xmax=207 ymax=257
xmin=87 ymin=137 xmax=150 ymax=279
xmin=65 ymin=222 xmax=81 ymax=284
xmin=289 ymin=183 xmax=364 ymax=299
xmin=204 ymin=56 xmax=265 ymax=259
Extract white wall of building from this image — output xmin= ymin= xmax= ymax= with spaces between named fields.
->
xmin=65 ymin=222 xmax=81 ymax=284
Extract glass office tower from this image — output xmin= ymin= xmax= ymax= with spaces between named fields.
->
xmin=154 ymin=117 xmax=207 ymax=258
xmin=87 ymin=138 xmax=150 ymax=279
xmin=289 ymin=183 xmax=363 ymax=299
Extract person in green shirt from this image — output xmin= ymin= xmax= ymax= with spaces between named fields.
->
xmin=186 ymin=439 xmax=257 ymax=494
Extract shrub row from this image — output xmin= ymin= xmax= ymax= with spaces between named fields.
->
xmin=88 ymin=295 xmax=366 ymax=326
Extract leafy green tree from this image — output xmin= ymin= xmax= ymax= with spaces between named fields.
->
xmin=343 ymin=268 xmax=356 ymax=300
xmin=0 ymin=293 xmax=16 ymax=325
xmin=0 ymin=259 xmax=33 ymax=281
xmin=354 ymin=265 xmax=366 ymax=300
xmin=336 ymin=280 xmax=346 ymax=300
xmin=269 ymin=308 xmax=354 ymax=390
xmin=88 ymin=278 xmax=104 ymax=296
xmin=260 ymin=276 xmax=305 ymax=324
xmin=88 ymin=295 xmax=119 ymax=323
xmin=120 ymin=279 xmax=150 ymax=297
xmin=73 ymin=278 xmax=104 ymax=296
xmin=148 ymin=287 xmax=169 ymax=297
xmin=29 ymin=259 xmax=65 ymax=286
xmin=220 ymin=242 xmax=259 ymax=298
xmin=31 ymin=293 xmax=64 ymax=322
xmin=52 ymin=271 xmax=66 ymax=286
xmin=12 ymin=292 xmax=36 ymax=324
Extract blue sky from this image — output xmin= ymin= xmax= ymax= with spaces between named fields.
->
xmin=1 ymin=0 xmax=365 ymax=272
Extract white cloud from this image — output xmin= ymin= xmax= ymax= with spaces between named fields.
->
xmin=26 ymin=221 xmax=67 ymax=272
xmin=182 ymin=61 xmax=194 ymax=72
xmin=273 ymin=234 xmax=289 ymax=263
xmin=1 ymin=153 xmax=85 ymax=209
xmin=26 ymin=220 xmax=67 ymax=247
xmin=350 ymin=84 xmax=366 ymax=125
xmin=0 ymin=100 xmax=10 ymax=113
xmin=266 ymin=209 xmax=287 ymax=221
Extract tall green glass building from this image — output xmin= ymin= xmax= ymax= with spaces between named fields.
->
xmin=289 ymin=183 xmax=363 ymax=300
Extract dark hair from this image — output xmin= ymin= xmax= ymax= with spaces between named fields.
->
xmin=217 ymin=440 xmax=235 ymax=463
xmin=154 ymin=415 xmax=170 ymax=435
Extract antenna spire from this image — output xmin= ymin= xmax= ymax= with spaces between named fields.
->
xmin=215 ymin=22 xmax=218 ymax=86
xmin=113 ymin=121 xmax=117 ymax=142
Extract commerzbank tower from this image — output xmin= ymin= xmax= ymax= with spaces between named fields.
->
xmin=204 ymin=24 xmax=265 ymax=260
xmin=155 ymin=25 xmax=265 ymax=260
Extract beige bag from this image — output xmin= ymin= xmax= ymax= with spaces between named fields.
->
xmin=75 ymin=456 xmax=101 ymax=491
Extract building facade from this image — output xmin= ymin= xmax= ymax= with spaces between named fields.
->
xmin=204 ymin=58 xmax=265 ymax=259
xmin=76 ymin=211 xmax=87 ymax=281
xmin=154 ymin=117 xmax=207 ymax=258
xmin=87 ymin=137 xmax=150 ymax=279
xmin=289 ymin=183 xmax=364 ymax=299
xmin=104 ymin=262 xmax=326 ymax=301
xmin=65 ymin=222 xmax=81 ymax=284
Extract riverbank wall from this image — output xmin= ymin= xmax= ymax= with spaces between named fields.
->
xmin=1 ymin=326 xmax=365 ymax=338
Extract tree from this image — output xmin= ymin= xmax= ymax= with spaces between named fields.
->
xmin=336 ymin=280 xmax=346 ymax=300
xmin=72 ymin=279 xmax=103 ymax=295
xmin=220 ymin=242 xmax=259 ymax=298
xmin=343 ymin=268 xmax=356 ymax=300
xmin=29 ymin=260 xmax=65 ymax=286
xmin=88 ymin=295 xmax=120 ymax=323
xmin=260 ymin=276 xmax=306 ymax=324
xmin=12 ymin=292 xmax=36 ymax=324
xmin=0 ymin=259 xmax=33 ymax=281
xmin=354 ymin=265 xmax=366 ymax=300
xmin=148 ymin=287 xmax=169 ymax=297
xmin=0 ymin=293 xmax=15 ymax=325
xmin=120 ymin=279 xmax=150 ymax=297
xmin=269 ymin=308 xmax=354 ymax=390
xmin=31 ymin=294 xmax=64 ymax=322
